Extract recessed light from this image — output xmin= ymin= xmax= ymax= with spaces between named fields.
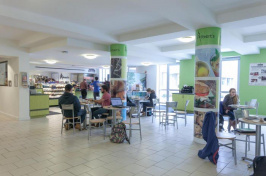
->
xmin=141 ymin=62 xmax=152 ymax=66
xmin=102 ymin=65 xmax=110 ymax=68
xmin=44 ymin=60 xmax=57 ymax=64
xmin=82 ymin=54 xmax=98 ymax=59
xmin=177 ymin=36 xmax=195 ymax=43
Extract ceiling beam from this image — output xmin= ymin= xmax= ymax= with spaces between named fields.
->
xmin=0 ymin=5 xmax=117 ymax=43
xmin=29 ymin=38 xmax=68 ymax=53
xmin=160 ymin=43 xmax=195 ymax=53
xmin=67 ymin=38 xmax=109 ymax=52
xmin=118 ymin=23 xmax=191 ymax=45
xmin=217 ymin=3 xmax=266 ymax=28
xmin=19 ymin=33 xmax=52 ymax=47
xmin=243 ymin=33 xmax=266 ymax=43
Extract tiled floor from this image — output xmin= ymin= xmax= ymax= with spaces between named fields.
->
xmin=0 ymin=107 xmax=264 ymax=176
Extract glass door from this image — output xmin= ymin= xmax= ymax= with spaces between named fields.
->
xmin=158 ymin=64 xmax=180 ymax=102
xmin=220 ymin=57 xmax=240 ymax=100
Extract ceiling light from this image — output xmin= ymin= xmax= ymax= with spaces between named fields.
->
xmin=141 ymin=62 xmax=152 ymax=66
xmin=44 ymin=60 xmax=57 ymax=64
xmin=82 ymin=54 xmax=98 ymax=59
xmin=177 ymin=36 xmax=195 ymax=43
xmin=102 ymin=65 xmax=110 ymax=68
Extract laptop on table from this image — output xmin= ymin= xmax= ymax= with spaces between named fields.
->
xmin=111 ymin=98 xmax=124 ymax=108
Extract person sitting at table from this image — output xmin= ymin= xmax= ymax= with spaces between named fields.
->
xmin=142 ymin=88 xmax=156 ymax=115
xmin=92 ymin=85 xmax=111 ymax=119
xmin=223 ymin=88 xmax=239 ymax=132
xmin=59 ymin=84 xmax=86 ymax=130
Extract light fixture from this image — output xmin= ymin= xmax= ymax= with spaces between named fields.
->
xmin=177 ymin=36 xmax=195 ymax=43
xmin=82 ymin=54 xmax=98 ymax=59
xmin=102 ymin=65 xmax=110 ymax=68
xmin=44 ymin=60 xmax=57 ymax=64
xmin=141 ymin=62 xmax=152 ymax=66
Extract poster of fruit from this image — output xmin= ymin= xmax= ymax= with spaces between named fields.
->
xmin=195 ymin=48 xmax=220 ymax=77
xmin=194 ymin=80 xmax=216 ymax=109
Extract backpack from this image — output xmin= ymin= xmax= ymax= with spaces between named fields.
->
xmin=252 ymin=156 xmax=266 ymax=176
xmin=110 ymin=123 xmax=130 ymax=144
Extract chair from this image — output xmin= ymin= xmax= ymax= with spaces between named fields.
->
xmin=161 ymin=101 xmax=178 ymax=129
xmin=106 ymin=116 xmax=122 ymax=128
xmin=153 ymin=99 xmax=166 ymax=123
xmin=122 ymin=106 xmax=142 ymax=140
xmin=217 ymin=132 xmax=237 ymax=165
xmin=175 ymin=100 xmax=190 ymax=126
xmin=61 ymin=104 xmax=82 ymax=134
xmin=146 ymin=98 xmax=158 ymax=123
xmin=233 ymin=110 xmax=265 ymax=158
xmin=87 ymin=105 xmax=106 ymax=140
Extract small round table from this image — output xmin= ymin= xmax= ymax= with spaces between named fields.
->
xmin=239 ymin=116 xmax=266 ymax=156
xmin=103 ymin=106 xmax=129 ymax=126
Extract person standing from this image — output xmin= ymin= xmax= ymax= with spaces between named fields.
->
xmin=80 ymin=79 xmax=88 ymax=99
xmin=91 ymin=77 xmax=100 ymax=100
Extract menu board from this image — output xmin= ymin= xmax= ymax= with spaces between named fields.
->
xmin=249 ymin=63 xmax=266 ymax=86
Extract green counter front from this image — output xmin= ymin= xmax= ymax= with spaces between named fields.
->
xmin=30 ymin=94 xmax=49 ymax=118
xmin=172 ymin=93 xmax=194 ymax=112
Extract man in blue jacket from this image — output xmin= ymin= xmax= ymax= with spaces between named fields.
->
xmin=198 ymin=111 xmax=219 ymax=165
xmin=59 ymin=84 xmax=86 ymax=130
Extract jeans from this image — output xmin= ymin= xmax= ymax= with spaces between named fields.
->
xmin=93 ymin=92 xmax=100 ymax=100
xmin=225 ymin=110 xmax=235 ymax=121
xmin=142 ymin=102 xmax=152 ymax=112
xmin=81 ymin=89 xmax=87 ymax=99
xmin=92 ymin=108 xmax=108 ymax=119
xmin=67 ymin=109 xmax=86 ymax=123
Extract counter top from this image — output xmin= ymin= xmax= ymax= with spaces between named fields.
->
xmin=172 ymin=93 xmax=194 ymax=95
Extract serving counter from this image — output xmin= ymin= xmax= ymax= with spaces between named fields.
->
xmin=30 ymin=94 xmax=49 ymax=118
xmin=172 ymin=93 xmax=194 ymax=112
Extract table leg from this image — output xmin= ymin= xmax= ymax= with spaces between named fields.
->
xmin=255 ymin=125 xmax=261 ymax=156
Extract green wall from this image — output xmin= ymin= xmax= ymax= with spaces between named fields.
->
xmin=179 ymin=50 xmax=266 ymax=115
xmin=179 ymin=56 xmax=195 ymax=90
xmin=239 ymin=49 xmax=266 ymax=115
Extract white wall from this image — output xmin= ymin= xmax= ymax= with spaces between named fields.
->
xmin=136 ymin=65 xmax=157 ymax=93
xmin=0 ymin=39 xmax=30 ymax=120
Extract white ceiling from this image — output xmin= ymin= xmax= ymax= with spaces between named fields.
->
xmin=0 ymin=0 xmax=266 ymax=68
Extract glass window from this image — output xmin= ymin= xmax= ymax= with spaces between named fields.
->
xmin=220 ymin=58 xmax=239 ymax=100
xmin=99 ymin=68 xmax=110 ymax=82
xmin=158 ymin=64 xmax=180 ymax=102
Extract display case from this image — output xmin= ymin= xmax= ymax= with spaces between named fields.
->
xmin=43 ymin=84 xmax=65 ymax=106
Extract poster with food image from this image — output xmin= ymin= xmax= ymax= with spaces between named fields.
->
xmin=195 ymin=48 xmax=220 ymax=77
xmin=111 ymin=80 xmax=127 ymax=101
xmin=194 ymin=80 xmax=216 ymax=109
xmin=194 ymin=110 xmax=218 ymax=138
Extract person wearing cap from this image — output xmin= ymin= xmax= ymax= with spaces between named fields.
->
xmin=59 ymin=84 xmax=86 ymax=130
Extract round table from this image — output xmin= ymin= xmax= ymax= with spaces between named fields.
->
xmin=229 ymin=104 xmax=256 ymax=110
xmin=239 ymin=116 xmax=266 ymax=156
xmin=103 ymin=106 xmax=129 ymax=126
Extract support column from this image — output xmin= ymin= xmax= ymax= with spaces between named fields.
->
xmin=110 ymin=44 xmax=127 ymax=120
xmin=194 ymin=27 xmax=221 ymax=143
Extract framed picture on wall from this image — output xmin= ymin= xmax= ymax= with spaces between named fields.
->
xmin=21 ymin=72 xmax=28 ymax=87
xmin=0 ymin=61 xmax=8 ymax=86
xmin=14 ymin=74 xmax=18 ymax=87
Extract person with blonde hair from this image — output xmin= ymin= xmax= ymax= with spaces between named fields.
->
xmin=223 ymin=88 xmax=239 ymax=132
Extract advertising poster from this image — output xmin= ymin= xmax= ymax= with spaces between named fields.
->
xmin=195 ymin=48 xmax=220 ymax=77
xmin=110 ymin=80 xmax=127 ymax=101
xmin=194 ymin=80 xmax=216 ymax=109
xmin=249 ymin=63 xmax=266 ymax=86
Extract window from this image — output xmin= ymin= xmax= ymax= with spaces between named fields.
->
xmin=158 ymin=64 xmax=180 ymax=102
xmin=220 ymin=57 xmax=240 ymax=100
xmin=99 ymin=68 xmax=110 ymax=82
